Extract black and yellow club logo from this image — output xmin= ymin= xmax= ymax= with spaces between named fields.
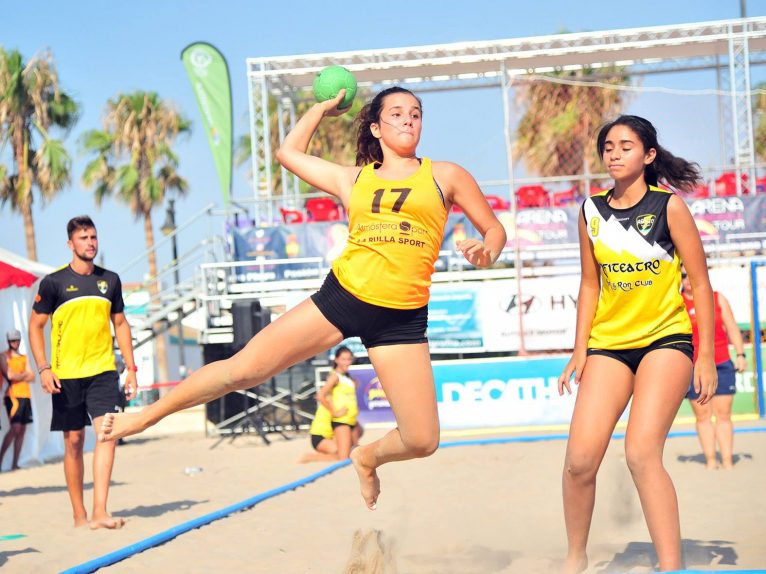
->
xmin=636 ymin=214 xmax=656 ymax=236
xmin=97 ymin=280 xmax=108 ymax=294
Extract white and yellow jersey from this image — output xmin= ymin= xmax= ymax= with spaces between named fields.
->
xmin=584 ymin=186 xmax=691 ymax=349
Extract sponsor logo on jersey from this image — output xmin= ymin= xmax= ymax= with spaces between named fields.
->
xmin=636 ymin=214 xmax=656 ymax=236
xmin=600 ymin=259 xmax=661 ymax=275
xmin=97 ymin=280 xmax=108 ymax=294
xmin=66 ymin=285 xmax=79 ymax=292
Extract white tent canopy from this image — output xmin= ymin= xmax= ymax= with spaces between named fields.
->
xmin=0 ymin=248 xmax=97 ymax=469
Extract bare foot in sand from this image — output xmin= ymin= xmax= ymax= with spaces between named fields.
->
xmin=298 ymin=452 xmax=340 ymax=464
xmin=705 ymin=460 xmax=720 ymax=470
xmin=89 ymin=514 xmax=126 ymax=530
xmin=98 ymin=412 xmax=148 ymax=442
xmin=562 ymin=554 xmax=588 ymax=574
xmin=74 ymin=516 xmax=89 ymax=528
xmin=351 ymin=447 xmax=380 ymax=510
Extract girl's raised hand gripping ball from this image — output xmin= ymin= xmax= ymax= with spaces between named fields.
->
xmin=313 ymin=65 xmax=357 ymax=109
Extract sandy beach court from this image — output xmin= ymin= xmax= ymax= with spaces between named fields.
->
xmin=1 ymin=420 xmax=764 ymax=573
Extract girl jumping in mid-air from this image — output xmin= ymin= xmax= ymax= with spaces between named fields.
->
xmin=99 ymin=86 xmax=507 ymax=510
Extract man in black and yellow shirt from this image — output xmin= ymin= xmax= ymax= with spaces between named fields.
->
xmin=29 ymin=215 xmax=137 ymax=529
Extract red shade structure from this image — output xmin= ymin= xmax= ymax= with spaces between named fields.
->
xmin=0 ymin=259 xmax=38 ymax=289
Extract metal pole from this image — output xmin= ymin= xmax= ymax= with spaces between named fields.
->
xmin=501 ymin=63 xmax=527 ymax=355
xmin=168 ymin=198 xmax=186 ymax=379
xmin=751 ymin=260 xmax=764 ymax=418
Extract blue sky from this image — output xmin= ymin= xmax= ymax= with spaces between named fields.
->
xmin=1 ymin=0 xmax=765 ymax=282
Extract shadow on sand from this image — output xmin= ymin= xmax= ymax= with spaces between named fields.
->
xmin=676 ymin=452 xmax=753 ymax=466
xmin=595 ymin=538 xmax=738 ymax=573
xmin=0 ymin=481 xmax=126 ymax=497
xmin=0 ymin=547 xmax=40 ymax=568
xmin=113 ymin=499 xmax=209 ymax=519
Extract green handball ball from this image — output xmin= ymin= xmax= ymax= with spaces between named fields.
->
xmin=313 ymin=65 xmax=357 ymax=109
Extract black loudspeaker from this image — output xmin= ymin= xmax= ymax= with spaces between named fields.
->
xmin=232 ymin=299 xmax=270 ymax=349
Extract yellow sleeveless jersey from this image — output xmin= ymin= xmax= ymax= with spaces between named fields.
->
xmin=5 ymin=353 xmax=31 ymax=399
xmin=33 ymin=265 xmax=124 ymax=379
xmin=330 ymin=371 xmax=359 ymax=426
xmin=584 ymin=186 xmax=691 ymax=349
xmin=309 ymin=403 xmax=333 ymax=439
xmin=332 ymin=157 xmax=448 ymax=309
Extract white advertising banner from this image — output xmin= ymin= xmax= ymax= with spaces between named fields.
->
xmin=480 ymin=276 xmax=580 ymax=352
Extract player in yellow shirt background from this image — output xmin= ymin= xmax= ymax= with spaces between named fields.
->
xmin=0 ymin=328 xmax=36 ymax=471
xmin=98 ymin=86 xmax=507 ymax=512
xmin=300 ymin=346 xmax=364 ymax=463
xmin=29 ymin=216 xmax=138 ymax=529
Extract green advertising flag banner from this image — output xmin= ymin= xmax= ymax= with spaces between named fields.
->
xmin=181 ymin=42 xmax=232 ymax=204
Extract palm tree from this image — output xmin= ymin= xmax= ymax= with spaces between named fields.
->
xmin=0 ymin=47 xmax=79 ymax=260
xmin=235 ymin=91 xmax=364 ymax=194
xmin=753 ymin=83 xmax=766 ymax=162
xmin=514 ymin=67 xmax=629 ymax=192
xmin=81 ymin=91 xmax=191 ymax=386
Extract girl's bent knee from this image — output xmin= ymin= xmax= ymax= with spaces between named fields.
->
xmin=403 ymin=436 xmax=439 ymax=458
xmin=564 ymin=455 xmax=599 ymax=483
xmin=625 ymin=449 xmax=662 ymax=478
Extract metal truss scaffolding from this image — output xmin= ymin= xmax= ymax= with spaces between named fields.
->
xmin=231 ymin=19 xmax=766 ymax=435
xmin=247 ymin=16 xmax=766 ymax=209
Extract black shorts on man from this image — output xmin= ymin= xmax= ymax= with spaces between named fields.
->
xmin=51 ymin=370 xmax=124 ymax=432
xmin=311 ymin=270 xmax=428 ymax=348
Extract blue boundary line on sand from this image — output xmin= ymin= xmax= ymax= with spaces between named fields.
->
xmin=60 ymin=425 xmax=766 ymax=574
xmin=59 ymin=460 xmax=350 ymax=574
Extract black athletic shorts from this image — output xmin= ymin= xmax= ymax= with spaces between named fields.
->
xmin=4 ymin=396 xmax=33 ymax=425
xmin=587 ymin=334 xmax=694 ymax=375
xmin=311 ymin=270 xmax=428 ymax=348
xmin=51 ymin=370 xmax=124 ymax=432
xmin=310 ymin=434 xmax=326 ymax=450
xmin=331 ymin=421 xmax=357 ymax=430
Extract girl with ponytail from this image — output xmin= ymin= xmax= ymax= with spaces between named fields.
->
xmin=97 ymin=85 xmax=506 ymax=514
xmin=558 ymin=115 xmax=716 ymax=573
